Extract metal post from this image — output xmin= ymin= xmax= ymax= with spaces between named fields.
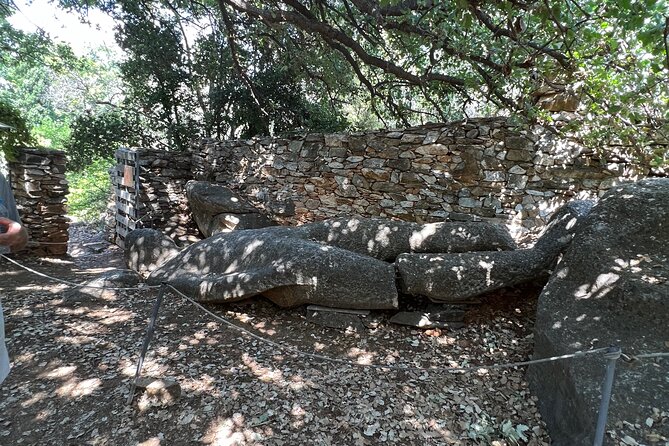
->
xmin=127 ymin=284 xmax=166 ymax=405
xmin=593 ymin=346 xmax=621 ymax=446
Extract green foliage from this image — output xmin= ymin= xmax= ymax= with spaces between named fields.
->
xmin=66 ymin=108 xmax=145 ymax=170
xmin=208 ymin=0 xmax=668 ymax=165
xmin=66 ymin=157 xmax=113 ymax=222
xmin=119 ymin=2 xmax=350 ymax=144
xmin=35 ymin=0 xmax=669 ymax=167
xmin=547 ymin=0 xmax=669 ymax=165
xmin=1 ymin=2 xmax=124 ymax=160
xmin=0 ymin=99 xmax=34 ymax=159
xmin=0 ymin=45 xmax=124 ymax=150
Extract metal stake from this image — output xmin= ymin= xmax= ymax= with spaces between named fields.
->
xmin=593 ymin=346 xmax=621 ymax=446
xmin=127 ymin=284 xmax=166 ymax=405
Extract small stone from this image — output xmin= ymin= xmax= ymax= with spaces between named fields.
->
xmin=389 ymin=312 xmax=465 ymax=329
xmin=135 ymin=377 xmax=181 ymax=404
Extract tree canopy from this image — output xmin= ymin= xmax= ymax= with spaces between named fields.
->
xmin=2 ymin=0 xmax=667 ymax=166
xmin=213 ymin=0 xmax=668 ymax=162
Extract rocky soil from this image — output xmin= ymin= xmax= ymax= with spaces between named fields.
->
xmin=0 ymin=223 xmax=570 ymax=445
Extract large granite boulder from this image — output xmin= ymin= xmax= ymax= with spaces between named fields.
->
xmin=142 ymin=217 xmax=514 ymax=309
xmin=186 ymin=180 xmax=275 ymax=236
xmin=147 ymin=229 xmax=398 ymax=309
xmin=283 ymin=217 xmax=516 ymax=262
xmin=125 ymin=229 xmax=181 ymax=275
xmin=396 ymin=200 xmax=593 ymax=302
xmin=527 ymin=178 xmax=669 ymax=445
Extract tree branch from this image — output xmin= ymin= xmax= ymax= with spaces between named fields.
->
xmin=217 ymin=0 xmax=270 ymax=132
xmin=222 ymin=0 xmax=468 ymax=89
xmin=468 ymin=2 xmax=572 ymax=69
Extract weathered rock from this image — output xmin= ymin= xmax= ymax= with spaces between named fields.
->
xmin=397 ymin=201 xmax=593 ymax=302
xmin=388 ymin=312 xmax=465 ymax=329
xmin=147 ymin=229 xmax=399 ymax=310
xmin=289 ymin=217 xmax=516 ymax=262
xmin=397 ymin=249 xmax=548 ymax=302
xmin=135 ymin=377 xmax=181 ymax=405
xmin=125 ymin=229 xmax=181 ymax=275
xmin=528 ymin=178 xmax=669 ymax=446
xmin=532 ymin=199 xmax=594 ymax=255
xmin=63 ymin=269 xmax=144 ymax=300
xmin=211 ymin=212 xmax=275 ymax=233
xmin=186 ymin=180 xmax=275 ymax=236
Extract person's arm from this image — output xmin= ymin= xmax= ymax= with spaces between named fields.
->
xmin=0 ymin=217 xmax=28 ymax=252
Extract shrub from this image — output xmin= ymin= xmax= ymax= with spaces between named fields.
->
xmin=66 ymin=157 xmax=114 ymax=223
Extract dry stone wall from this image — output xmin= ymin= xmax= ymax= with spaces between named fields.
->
xmin=191 ymin=117 xmax=646 ymax=232
xmin=113 ymin=117 xmax=657 ymax=244
xmin=112 ymin=148 xmax=199 ymax=247
xmin=8 ymin=148 xmax=69 ymax=256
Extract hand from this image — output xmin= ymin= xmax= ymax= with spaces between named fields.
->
xmin=0 ymin=217 xmax=28 ymax=252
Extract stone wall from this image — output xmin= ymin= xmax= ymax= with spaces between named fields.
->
xmin=191 ymin=117 xmax=648 ymax=232
xmin=112 ymin=117 xmax=657 ymax=244
xmin=112 ymin=148 xmax=199 ymax=247
xmin=8 ymin=148 xmax=69 ymax=256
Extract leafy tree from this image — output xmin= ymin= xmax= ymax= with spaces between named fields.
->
xmin=66 ymin=156 xmax=113 ymax=223
xmin=1 ymin=1 xmax=125 ymax=154
xmin=66 ymin=108 xmax=148 ymax=170
xmin=0 ymin=99 xmax=34 ymax=160
xmin=50 ymin=0 xmax=669 ymax=166
xmin=58 ymin=0 xmax=352 ymax=151
xmin=216 ymin=0 xmax=668 ymax=164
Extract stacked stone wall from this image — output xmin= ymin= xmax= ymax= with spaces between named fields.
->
xmin=191 ymin=117 xmax=649 ymax=231
xmin=8 ymin=148 xmax=69 ymax=255
xmin=114 ymin=148 xmax=199 ymax=246
xmin=113 ymin=117 xmax=659 ymax=243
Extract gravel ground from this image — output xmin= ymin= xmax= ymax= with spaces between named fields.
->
xmin=2 ymin=223 xmax=554 ymax=445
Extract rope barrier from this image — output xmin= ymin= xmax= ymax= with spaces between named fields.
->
xmin=0 ymin=254 xmax=161 ymax=291
xmin=164 ymin=284 xmax=610 ymax=373
xmin=634 ymin=352 xmax=669 ymax=359
xmin=26 ymin=241 xmax=69 ymax=245
xmin=5 ymin=239 xmax=669 ymax=443
xmin=2 ymin=253 xmax=667 ymax=374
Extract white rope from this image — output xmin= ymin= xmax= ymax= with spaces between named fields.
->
xmin=630 ymin=352 xmax=669 ymax=360
xmin=3 ymin=253 xmax=667 ymax=373
xmin=0 ymin=254 xmax=161 ymax=291
xmin=165 ymin=284 xmax=611 ymax=373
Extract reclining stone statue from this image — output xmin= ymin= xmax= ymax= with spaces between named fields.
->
xmin=396 ymin=200 xmax=594 ymax=302
xmin=128 ymin=216 xmax=517 ymax=309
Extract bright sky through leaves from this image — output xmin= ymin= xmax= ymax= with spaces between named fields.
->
xmin=7 ymin=0 xmax=118 ymax=56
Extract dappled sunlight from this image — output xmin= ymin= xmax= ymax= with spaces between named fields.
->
xmin=478 ymin=260 xmax=494 ymax=286
xmin=121 ymin=357 xmax=170 ymax=378
xmin=240 ymin=354 xmax=314 ymax=392
xmin=572 ymin=254 xmax=655 ymax=300
xmin=189 ymin=374 xmax=217 ymax=392
xmin=16 ymin=283 xmax=68 ymax=293
xmin=346 ymin=347 xmax=377 ymax=366
xmin=448 ymin=225 xmax=480 ymax=242
xmin=88 ymin=308 xmax=134 ymax=325
xmin=40 ymin=365 xmax=77 ymax=379
xmin=56 ymin=377 xmax=102 ymax=398
xmin=241 ymin=354 xmax=287 ymax=385
xmin=408 ymin=224 xmax=438 ymax=250
xmin=250 ymin=320 xmax=276 ymax=337
xmin=574 ymin=272 xmax=620 ymax=300
xmin=202 ymin=413 xmax=267 ymax=446
xmin=54 ymin=335 xmax=98 ymax=345
xmin=13 ymin=352 xmax=36 ymax=364
xmin=20 ymin=391 xmax=49 ymax=408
